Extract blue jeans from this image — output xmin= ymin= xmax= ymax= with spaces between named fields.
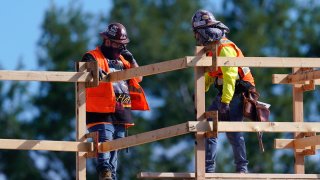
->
xmin=205 ymin=93 xmax=249 ymax=173
xmin=88 ymin=124 xmax=125 ymax=180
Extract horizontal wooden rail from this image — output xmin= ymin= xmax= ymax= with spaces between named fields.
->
xmin=275 ymin=136 xmax=320 ymax=149
xmin=273 ymin=70 xmax=320 ymax=84
xmin=104 ymin=56 xmax=212 ymax=82
xmin=138 ymin=172 xmax=320 ymax=179
xmin=188 ymin=121 xmax=320 ymax=133
xmin=100 ymin=122 xmax=190 ymax=152
xmin=0 ymin=139 xmax=92 ymax=152
xmin=216 ymin=57 xmax=320 ymax=68
xmin=0 ymin=70 xmax=93 ymax=82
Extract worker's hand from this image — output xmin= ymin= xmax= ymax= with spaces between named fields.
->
xmin=98 ymin=68 xmax=108 ymax=81
xmin=121 ymin=49 xmax=136 ymax=64
xmin=218 ymin=102 xmax=230 ymax=121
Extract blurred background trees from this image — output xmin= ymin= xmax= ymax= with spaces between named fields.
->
xmin=0 ymin=0 xmax=320 ymax=179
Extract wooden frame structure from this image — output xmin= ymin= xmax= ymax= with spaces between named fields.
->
xmin=1 ymin=45 xmax=320 ymax=179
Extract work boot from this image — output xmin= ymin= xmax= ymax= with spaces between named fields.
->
xmin=99 ymin=170 xmax=112 ymax=180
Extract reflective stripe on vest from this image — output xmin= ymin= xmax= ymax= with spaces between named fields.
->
xmin=208 ymin=38 xmax=255 ymax=86
xmin=85 ymin=47 xmax=149 ymax=113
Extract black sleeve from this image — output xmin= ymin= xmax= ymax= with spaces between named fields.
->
xmin=81 ymin=53 xmax=96 ymax=62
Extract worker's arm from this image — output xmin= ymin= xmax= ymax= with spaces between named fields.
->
xmin=121 ymin=49 xmax=143 ymax=82
xmin=219 ymin=46 xmax=238 ymax=104
xmin=81 ymin=53 xmax=107 ymax=81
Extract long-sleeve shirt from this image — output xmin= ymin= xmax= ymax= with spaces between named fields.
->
xmin=219 ymin=46 xmax=238 ymax=104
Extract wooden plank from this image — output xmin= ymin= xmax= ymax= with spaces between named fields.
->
xmin=84 ymin=61 xmax=99 ymax=88
xmin=274 ymin=139 xmax=295 ymax=149
xmin=138 ymin=172 xmax=320 ymax=179
xmin=273 ymin=70 xmax=320 ymax=84
xmin=0 ymin=139 xmax=92 ymax=152
xmin=204 ymin=112 xmax=218 ymax=138
xmin=187 ymin=121 xmax=320 ymax=133
xmin=194 ymin=46 xmax=206 ymax=180
xmin=274 ymin=139 xmax=320 ymax=149
xmin=186 ymin=56 xmax=212 ymax=67
xmin=273 ymin=74 xmax=304 ymax=84
xmin=273 ymin=74 xmax=319 ymax=85
xmin=100 ymin=123 xmax=189 ymax=152
xmin=302 ymin=80 xmax=316 ymax=91
xmin=0 ymin=70 xmax=92 ymax=82
xmin=76 ymin=62 xmax=88 ymax=180
xmin=292 ymin=67 xmax=305 ymax=174
xmin=217 ymin=57 xmax=320 ymax=68
xmin=295 ymin=135 xmax=320 ymax=149
xmin=104 ymin=56 xmax=212 ymax=82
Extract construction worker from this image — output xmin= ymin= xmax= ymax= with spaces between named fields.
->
xmin=191 ymin=10 xmax=255 ymax=173
xmin=81 ymin=22 xmax=149 ymax=180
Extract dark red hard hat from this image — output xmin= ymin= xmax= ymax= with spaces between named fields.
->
xmin=191 ymin=9 xmax=220 ymax=30
xmin=100 ymin=22 xmax=130 ymax=44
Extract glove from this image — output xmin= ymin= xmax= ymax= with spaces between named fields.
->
xmin=120 ymin=49 xmax=136 ymax=64
xmin=98 ymin=68 xmax=108 ymax=81
xmin=205 ymin=72 xmax=215 ymax=92
xmin=218 ymin=102 xmax=230 ymax=121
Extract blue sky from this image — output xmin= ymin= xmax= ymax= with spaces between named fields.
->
xmin=0 ymin=0 xmax=111 ymax=70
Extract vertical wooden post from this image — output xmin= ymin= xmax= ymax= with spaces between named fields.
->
xmin=76 ymin=62 xmax=88 ymax=179
xmin=194 ymin=46 xmax=206 ymax=180
xmin=292 ymin=68 xmax=305 ymax=174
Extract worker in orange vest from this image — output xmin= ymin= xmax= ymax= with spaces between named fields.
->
xmin=81 ymin=22 xmax=149 ymax=180
xmin=191 ymin=9 xmax=256 ymax=173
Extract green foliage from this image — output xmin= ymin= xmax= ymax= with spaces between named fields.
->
xmin=27 ymin=3 xmax=92 ymax=179
xmin=0 ymin=62 xmax=42 ymax=178
xmin=107 ymin=0 xmax=203 ymax=179
xmin=1 ymin=0 xmax=320 ymax=179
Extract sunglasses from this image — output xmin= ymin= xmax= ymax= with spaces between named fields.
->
xmin=105 ymin=39 xmax=126 ymax=50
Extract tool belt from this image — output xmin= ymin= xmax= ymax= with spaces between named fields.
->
xmin=214 ymin=79 xmax=270 ymax=121
xmin=214 ymin=79 xmax=270 ymax=152
xmin=242 ymin=87 xmax=270 ymax=122
xmin=242 ymin=85 xmax=270 ymax=153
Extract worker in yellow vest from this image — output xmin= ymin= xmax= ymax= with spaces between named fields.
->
xmin=81 ymin=23 xmax=149 ymax=180
xmin=192 ymin=9 xmax=256 ymax=173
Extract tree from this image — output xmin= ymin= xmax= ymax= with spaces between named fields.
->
xmin=2 ymin=1 xmax=319 ymax=179
xmin=107 ymin=0 xmax=203 ymax=179
xmin=107 ymin=0 xmax=320 ymax=177
xmin=0 ymin=61 xmax=43 ymax=179
xmin=26 ymin=3 xmax=95 ymax=179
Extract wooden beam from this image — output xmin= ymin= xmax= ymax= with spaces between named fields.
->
xmin=188 ymin=121 xmax=320 ymax=133
xmin=273 ymin=70 xmax=320 ymax=84
xmin=186 ymin=56 xmax=212 ymax=67
xmin=274 ymin=139 xmax=295 ymax=149
xmin=137 ymin=172 xmax=320 ymax=179
xmin=216 ymin=57 xmax=320 ymax=68
xmin=194 ymin=46 xmax=207 ymax=180
xmin=274 ymin=136 xmax=320 ymax=149
xmin=100 ymin=123 xmax=189 ymax=152
xmin=0 ymin=139 xmax=92 ymax=152
xmin=294 ymin=136 xmax=320 ymax=149
xmin=292 ymin=67 xmax=305 ymax=174
xmin=273 ymin=74 xmax=304 ymax=84
xmin=99 ymin=120 xmax=320 ymax=152
xmin=76 ymin=62 xmax=88 ymax=180
xmin=0 ymin=70 xmax=92 ymax=82
xmin=104 ymin=56 xmax=212 ymax=82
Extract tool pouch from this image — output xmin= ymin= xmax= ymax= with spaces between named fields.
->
xmin=242 ymin=87 xmax=270 ymax=152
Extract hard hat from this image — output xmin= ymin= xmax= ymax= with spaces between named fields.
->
xmin=191 ymin=9 xmax=220 ymax=30
xmin=100 ymin=23 xmax=130 ymax=44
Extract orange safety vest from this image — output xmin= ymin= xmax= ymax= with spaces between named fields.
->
xmin=208 ymin=38 xmax=255 ymax=86
xmin=85 ymin=47 xmax=149 ymax=113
